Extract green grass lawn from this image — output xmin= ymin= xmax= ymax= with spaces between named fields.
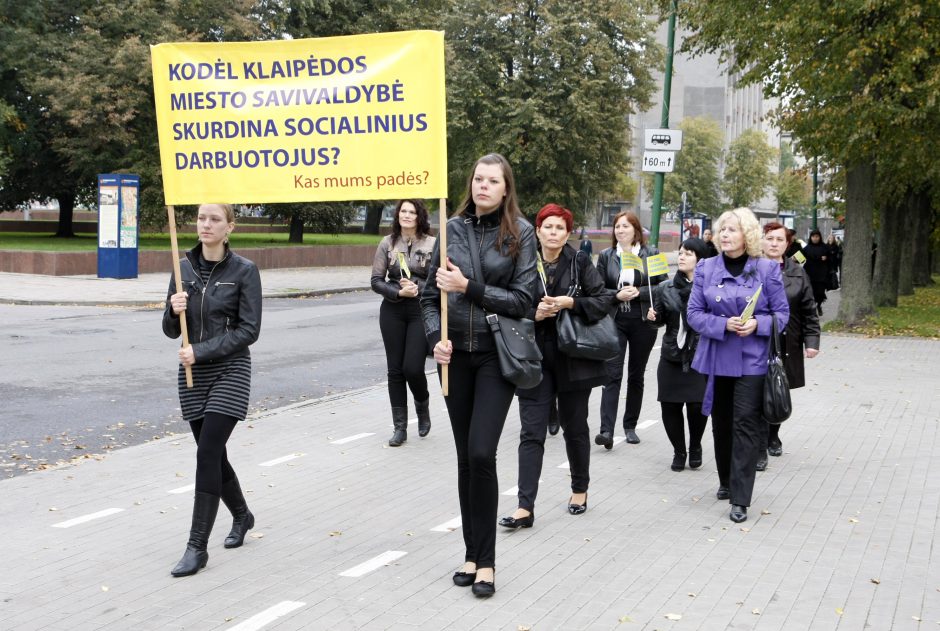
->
xmin=0 ymin=232 xmax=383 ymax=251
xmin=825 ymin=275 xmax=940 ymax=339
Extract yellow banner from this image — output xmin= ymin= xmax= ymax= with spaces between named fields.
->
xmin=620 ymin=252 xmax=643 ymax=272
xmin=646 ymin=253 xmax=669 ymax=276
xmin=150 ymin=31 xmax=447 ymax=204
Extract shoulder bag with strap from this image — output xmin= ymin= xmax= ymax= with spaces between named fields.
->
xmin=763 ymin=314 xmax=792 ymax=424
xmin=556 ymin=250 xmax=619 ymax=361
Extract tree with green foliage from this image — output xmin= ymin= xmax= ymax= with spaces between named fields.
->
xmin=775 ymin=167 xmax=811 ymax=217
xmin=723 ymin=129 xmax=775 ymax=209
xmin=665 ymin=0 xmax=940 ymax=326
xmin=646 ymin=116 xmax=723 ymax=218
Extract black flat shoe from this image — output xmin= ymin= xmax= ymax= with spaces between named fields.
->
xmin=768 ymin=440 xmax=783 ymax=457
xmin=568 ymin=494 xmax=588 ymax=515
xmin=471 ymin=580 xmax=495 ymax=597
xmin=594 ymin=432 xmax=613 ymax=450
xmin=688 ymin=446 xmax=703 ymax=469
xmin=625 ymin=429 xmax=641 ymax=444
xmin=756 ymin=453 xmax=768 ymax=471
xmin=730 ymin=505 xmax=747 ymax=523
xmin=498 ymin=511 xmax=534 ymax=529
xmin=716 ymin=485 xmax=730 ymax=500
xmin=453 ymin=571 xmax=476 ymax=587
xmin=671 ymin=451 xmax=687 ymax=472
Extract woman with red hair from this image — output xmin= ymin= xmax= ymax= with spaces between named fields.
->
xmin=500 ymin=203 xmax=612 ymax=531
xmin=594 ymin=211 xmax=668 ymax=448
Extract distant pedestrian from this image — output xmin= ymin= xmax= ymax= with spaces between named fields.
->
xmin=826 ymin=234 xmax=842 ymax=289
xmin=422 ymin=153 xmax=538 ymax=597
xmin=500 ymin=204 xmax=611 ymax=532
xmin=687 ymin=207 xmax=789 ymax=523
xmin=163 ymin=203 xmax=261 ymax=577
xmin=594 ymin=211 xmax=668 ymax=448
xmin=578 ymin=227 xmax=593 ymax=257
xmin=802 ymin=229 xmax=829 ymax=315
xmin=647 ymin=238 xmax=710 ymax=472
xmin=370 ymin=199 xmax=436 ymax=446
xmin=702 ymin=228 xmax=719 ymax=258
xmin=784 ymin=229 xmax=802 ymax=260
xmin=758 ymin=222 xmax=819 ymax=468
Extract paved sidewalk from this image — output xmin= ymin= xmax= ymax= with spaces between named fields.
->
xmin=1 ymin=322 xmax=938 ymax=629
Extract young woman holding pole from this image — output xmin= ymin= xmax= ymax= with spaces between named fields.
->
xmin=162 ymin=203 xmax=262 ymax=577
xmin=421 ymin=153 xmax=538 ymax=597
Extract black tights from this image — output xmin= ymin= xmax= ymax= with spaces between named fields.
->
xmin=661 ymin=401 xmax=707 ymax=454
xmin=190 ymin=412 xmax=238 ymax=495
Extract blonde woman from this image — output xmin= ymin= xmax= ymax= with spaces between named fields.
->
xmin=686 ymin=208 xmax=789 ymax=523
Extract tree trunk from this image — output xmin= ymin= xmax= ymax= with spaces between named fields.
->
xmin=363 ymin=202 xmax=383 ymax=234
xmin=898 ymin=189 xmax=922 ymax=295
xmin=288 ymin=214 xmax=304 ymax=243
xmin=54 ymin=194 xmax=76 ymax=237
xmin=872 ymin=192 xmax=903 ymax=306
xmin=912 ymin=188 xmax=935 ymax=286
xmin=838 ymin=161 xmax=876 ymax=326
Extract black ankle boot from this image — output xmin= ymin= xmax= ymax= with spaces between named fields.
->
xmin=688 ymin=446 xmax=703 ymax=469
xmin=220 ymin=477 xmax=254 ymax=549
xmin=171 ymin=491 xmax=219 ymax=577
xmin=671 ymin=451 xmax=687 ymax=472
xmin=415 ymin=398 xmax=431 ymax=437
xmin=388 ymin=406 xmax=408 ymax=447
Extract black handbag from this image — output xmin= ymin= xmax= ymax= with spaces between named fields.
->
xmin=763 ymin=315 xmax=792 ymax=424
xmin=556 ymin=251 xmax=619 ymax=361
xmin=465 ymin=224 xmax=542 ymax=389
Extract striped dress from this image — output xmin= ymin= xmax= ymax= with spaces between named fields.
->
xmin=177 ymin=254 xmax=252 ymax=423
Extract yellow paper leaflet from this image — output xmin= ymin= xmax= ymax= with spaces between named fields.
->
xmin=645 ymin=253 xmax=669 ymax=276
xmin=740 ymin=283 xmax=763 ymax=322
xmin=792 ymin=250 xmax=806 ymax=265
xmin=396 ymin=251 xmax=411 ymax=279
xmin=536 ymin=252 xmax=548 ymax=289
xmin=150 ymin=31 xmax=447 ymax=204
xmin=620 ymin=252 xmax=643 ymax=272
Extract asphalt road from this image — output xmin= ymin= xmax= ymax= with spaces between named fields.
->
xmin=0 ymin=290 xmax=427 ymax=477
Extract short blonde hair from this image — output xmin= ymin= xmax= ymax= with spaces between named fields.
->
xmin=714 ymin=208 xmax=762 ymax=257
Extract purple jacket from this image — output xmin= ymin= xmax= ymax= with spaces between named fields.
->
xmin=687 ymin=255 xmax=789 ymax=414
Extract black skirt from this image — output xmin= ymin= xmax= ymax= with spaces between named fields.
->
xmin=178 ymin=355 xmax=252 ymax=422
xmin=657 ymin=358 xmax=706 ymax=403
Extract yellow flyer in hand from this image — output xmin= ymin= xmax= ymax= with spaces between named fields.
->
xmin=792 ymin=250 xmax=806 ymax=265
xmin=396 ymin=251 xmax=411 ymax=279
xmin=646 ymin=253 xmax=669 ymax=276
xmin=535 ymin=251 xmax=548 ymax=291
xmin=740 ymin=283 xmax=763 ymax=322
xmin=620 ymin=252 xmax=643 ymax=272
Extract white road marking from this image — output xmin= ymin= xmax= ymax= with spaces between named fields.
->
xmin=557 ymin=461 xmax=569 ymax=469
xmin=430 ymin=516 xmax=462 ymax=532
xmin=612 ymin=437 xmax=626 ymax=447
xmin=227 ymin=601 xmax=306 ymax=631
xmin=168 ymin=484 xmax=195 ymax=495
xmin=259 ymin=453 xmax=305 ymax=467
xmin=502 ymin=481 xmax=541 ymax=496
xmin=339 ymin=551 xmax=407 ymax=577
xmin=329 ymin=433 xmax=375 ymax=445
xmin=636 ymin=419 xmax=660 ymax=429
xmin=52 ymin=508 xmax=124 ymax=528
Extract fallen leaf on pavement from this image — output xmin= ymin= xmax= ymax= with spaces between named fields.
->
xmin=752 ymin=608 xmax=760 ymax=615
xmin=870 ymin=578 xmax=880 ymax=584
xmin=836 ymin=608 xmax=844 ymax=615
xmin=664 ymin=613 xmax=682 ymax=620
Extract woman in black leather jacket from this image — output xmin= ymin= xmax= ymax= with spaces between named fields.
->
xmin=162 ymin=203 xmax=261 ymax=577
xmin=647 ymin=238 xmax=709 ymax=472
xmin=499 ymin=204 xmax=611 ymax=532
xmin=421 ymin=153 xmax=537 ymax=597
xmin=594 ymin=211 xmax=668 ymax=447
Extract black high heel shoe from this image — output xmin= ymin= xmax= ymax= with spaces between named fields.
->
xmin=568 ymin=493 xmax=588 ymax=515
xmin=498 ymin=510 xmax=534 ymax=529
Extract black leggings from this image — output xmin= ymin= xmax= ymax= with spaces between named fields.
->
xmin=379 ymin=300 xmax=429 ymax=408
xmin=440 ymin=349 xmax=516 ymax=569
xmin=190 ymin=412 xmax=239 ymax=495
xmin=661 ymin=401 xmax=707 ymax=454
xmin=600 ymin=314 xmax=658 ymax=433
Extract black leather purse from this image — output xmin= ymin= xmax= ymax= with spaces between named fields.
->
xmin=465 ymin=224 xmax=542 ymax=389
xmin=556 ymin=251 xmax=619 ymax=361
xmin=763 ymin=315 xmax=792 ymax=424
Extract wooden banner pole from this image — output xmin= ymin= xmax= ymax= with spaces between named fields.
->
xmin=438 ymin=198 xmax=448 ymax=396
xmin=167 ymin=205 xmax=194 ymax=388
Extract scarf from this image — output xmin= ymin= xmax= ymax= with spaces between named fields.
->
xmin=616 ymin=242 xmax=642 ymax=287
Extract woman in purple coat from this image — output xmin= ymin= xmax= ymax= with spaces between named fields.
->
xmin=687 ymin=208 xmax=789 ymax=523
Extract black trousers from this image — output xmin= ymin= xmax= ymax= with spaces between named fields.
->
xmin=379 ymin=300 xmax=429 ymax=408
xmin=190 ymin=412 xmax=239 ymax=495
xmin=440 ymin=349 xmax=516 ymax=569
xmin=711 ymin=375 xmax=764 ymax=507
xmin=516 ymin=342 xmax=591 ymax=511
xmin=600 ymin=314 xmax=657 ymax=434
xmin=661 ymin=401 xmax=708 ymax=454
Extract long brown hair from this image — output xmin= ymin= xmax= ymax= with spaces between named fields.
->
xmin=391 ymin=199 xmax=431 ymax=241
xmin=454 ymin=153 xmax=524 ymax=259
xmin=610 ymin=211 xmax=645 ymax=248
